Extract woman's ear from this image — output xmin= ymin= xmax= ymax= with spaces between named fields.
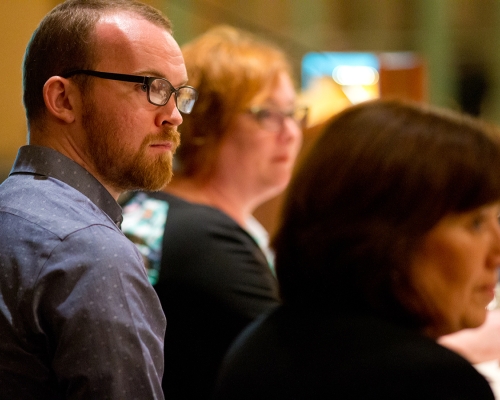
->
xmin=43 ymin=76 xmax=78 ymax=124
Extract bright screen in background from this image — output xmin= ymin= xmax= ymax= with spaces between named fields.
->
xmin=302 ymin=52 xmax=380 ymax=104
xmin=300 ymin=52 xmax=381 ymax=126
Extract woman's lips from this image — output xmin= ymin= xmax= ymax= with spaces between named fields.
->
xmin=479 ymin=284 xmax=497 ymax=302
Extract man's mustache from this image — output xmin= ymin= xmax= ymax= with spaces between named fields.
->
xmin=147 ymin=128 xmax=181 ymax=151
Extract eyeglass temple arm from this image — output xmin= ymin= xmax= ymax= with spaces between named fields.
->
xmin=62 ymin=70 xmax=147 ymax=85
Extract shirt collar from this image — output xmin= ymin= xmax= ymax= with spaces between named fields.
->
xmin=9 ymin=145 xmax=123 ymax=227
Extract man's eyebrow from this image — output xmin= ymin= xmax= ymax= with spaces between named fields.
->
xmin=136 ymin=70 xmax=188 ymax=86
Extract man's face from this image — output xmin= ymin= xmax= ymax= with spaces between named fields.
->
xmin=78 ymin=13 xmax=186 ymax=194
xmin=82 ymin=92 xmax=180 ymax=192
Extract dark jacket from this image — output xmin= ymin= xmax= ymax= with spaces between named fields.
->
xmin=215 ymin=305 xmax=495 ymax=399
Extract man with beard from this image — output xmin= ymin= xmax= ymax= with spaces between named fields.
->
xmin=0 ymin=1 xmax=197 ymax=399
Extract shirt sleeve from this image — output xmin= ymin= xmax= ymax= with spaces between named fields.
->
xmin=33 ymin=224 xmax=166 ymax=400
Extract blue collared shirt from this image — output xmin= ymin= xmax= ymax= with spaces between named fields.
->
xmin=0 ymin=145 xmax=166 ymax=399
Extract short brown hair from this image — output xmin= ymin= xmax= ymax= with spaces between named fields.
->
xmin=175 ymin=25 xmax=293 ymax=178
xmin=274 ymin=99 xmax=500 ymax=326
xmin=23 ymin=0 xmax=172 ymax=129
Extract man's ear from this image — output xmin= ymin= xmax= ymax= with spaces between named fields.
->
xmin=43 ymin=76 xmax=79 ymax=124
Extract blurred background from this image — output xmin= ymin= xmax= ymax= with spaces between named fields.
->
xmin=3 ymin=0 xmax=500 ymax=184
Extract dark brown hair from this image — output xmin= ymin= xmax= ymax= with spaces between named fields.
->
xmin=274 ymin=99 xmax=500 ymax=326
xmin=23 ymin=0 xmax=172 ymax=129
xmin=175 ymin=25 xmax=293 ymax=179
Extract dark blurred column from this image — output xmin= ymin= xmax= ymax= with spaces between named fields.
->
xmin=456 ymin=62 xmax=489 ymax=116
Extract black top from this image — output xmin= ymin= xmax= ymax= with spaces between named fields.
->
xmin=215 ymin=305 xmax=495 ymax=400
xmin=121 ymin=192 xmax=280 ymax=399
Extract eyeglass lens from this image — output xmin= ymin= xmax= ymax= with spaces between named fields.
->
xmin=149 ymin=79 xmax=197 ymax=113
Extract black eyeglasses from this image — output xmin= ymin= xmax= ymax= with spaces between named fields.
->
xmin=63 ymin=70 xmax=198 ymax=114
xmin=247 ymin=105 xmax=308 ymax=133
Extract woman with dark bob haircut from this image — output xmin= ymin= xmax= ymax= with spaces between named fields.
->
xmin=214 ymin=99 xmax=500 ymax=399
